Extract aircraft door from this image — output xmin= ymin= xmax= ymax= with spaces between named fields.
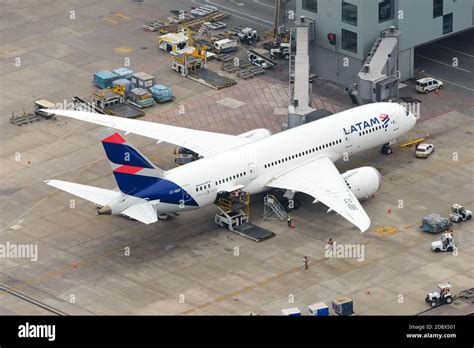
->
xmin=181 ymin=185 xmax=192 ymax=204
xmin=392 ymin=113 xmax=399 ymax=132
xmin=248 ymin=163 xmax=258 ymax=180
xmin=345 ymin=131 xmax=353 ymax=148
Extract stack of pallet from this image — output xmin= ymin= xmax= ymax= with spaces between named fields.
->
xmin=144 ymin=10 xmax=230 ymax=34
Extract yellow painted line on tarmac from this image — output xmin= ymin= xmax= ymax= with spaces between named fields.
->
xmin=227 ymin=290 xmax=242 ymax=297
xmin=374 ymin=225 xmax=400 ymax=236
xmin=286 ymin=267 xmax=300 ymax=274
xmin=114 ymin=46 xmax=134 ymax=54
xmin=197 ymin=303 xmax=210 ymax=310
xmin=181 ymin=142 xmax=474 ymax=314
xmin=0 ymin=215 xmax=213 ymax=297
xmin=181 ymin=226 xmax=406 ymax=314
xmin=115 ymin=12 xmax=131 ymax=20
xmin=103 ymin=17 xmax=118 ymax=24
xmin=242 ymin=285 xmax=256 ymax=292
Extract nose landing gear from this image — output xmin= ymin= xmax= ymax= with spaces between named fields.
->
xmin=381 ymin=144 xmax=393 ymax=155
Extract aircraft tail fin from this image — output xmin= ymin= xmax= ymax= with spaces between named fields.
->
xmin=100 ymin=131 xmax=166 ymax=195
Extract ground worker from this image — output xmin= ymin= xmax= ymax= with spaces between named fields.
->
xmin=302 ymin=256 xmax=309 ymax=270
xmin=287 ymin=214 xmax=293 ymax=227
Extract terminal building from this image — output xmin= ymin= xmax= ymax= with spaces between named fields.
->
xmin=296 ymin=0 xmax=473 ymax=102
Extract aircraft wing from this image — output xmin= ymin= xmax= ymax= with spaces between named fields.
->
xmin=47 ymin=110 xmax=251 ymax=157
xmin=45 ymin=180 xmax=121 ymax=207
xmin=266 ymin=157 xmax=371 ymax=232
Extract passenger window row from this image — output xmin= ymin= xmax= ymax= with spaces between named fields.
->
xmin=196 ymin=183 xmax=210 ymax=192
xmin=214 ymin=172 xmax=247 ymax=187
xmin=264 ymin=139 xmax=343 ymax=169
xmin=359 ymin=125 xmax=383 ymax=136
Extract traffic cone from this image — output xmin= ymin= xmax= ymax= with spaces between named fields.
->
xmin=387 ymin=208 xmax=392 ymax=214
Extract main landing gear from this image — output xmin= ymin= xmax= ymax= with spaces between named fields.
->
xmin=381 ymin=143 xmax=393 ymax=155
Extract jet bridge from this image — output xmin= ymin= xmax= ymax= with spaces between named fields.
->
xmin=354 ymin=26 xmax=401 ymax=104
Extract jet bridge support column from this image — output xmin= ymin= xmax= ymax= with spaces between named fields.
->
xmin=287 ymin=16 xmax=315 ymax=129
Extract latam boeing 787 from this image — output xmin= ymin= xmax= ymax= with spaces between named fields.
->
xmin=45 ymin=102 xmax=416 ymax=232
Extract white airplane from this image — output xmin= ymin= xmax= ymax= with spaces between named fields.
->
xmin=44 ymin=102 xmax=416 ymax=232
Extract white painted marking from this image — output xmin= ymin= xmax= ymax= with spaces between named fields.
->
xmin=231 ymin=0 xmax=245 ymax=6
xmin=426 ymin=74 xmax=474 ymax=92
xmin=431 ymin=43 xmax=474 ymax=58
xmin=217 ymin=97 xmax=246 ymax=109
xmin=194 ymin=0 xmax=273 ymax=25
xmin=416 ymin=54 xmax=471 ymax=73
xmin=254 ymin=0 xmax=275 ymax=9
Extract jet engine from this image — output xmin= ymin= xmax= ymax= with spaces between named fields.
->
xmin=238 ymin=128 xmax=272 ymax=141
xmin=341 ymin=166 xmax=382 ymax=200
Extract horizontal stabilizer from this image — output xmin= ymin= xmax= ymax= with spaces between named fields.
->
xmin=121 ymin=202 xmax=158 ymax=225
xmin=45 ymin=180 xmax=121 ymax=206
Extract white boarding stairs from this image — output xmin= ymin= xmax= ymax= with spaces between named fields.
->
xmin=195 ymin=22 xmax=211 ymax=41
xmin=263 ymin=194 xmax=287 ymax=221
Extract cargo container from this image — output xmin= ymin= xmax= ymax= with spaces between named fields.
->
xmin=308 ymin=303 xmax=329 ymax=316
xmin=128 ymin=88 xmax=156 ymax=108
xmin=281 ymin=308 xmax=301 ymax=316
xmin=149 ymin=84 xmax=173 ymax=103
xmin=112 ymin=67 xmax=134 ymax=80
xmin=93 ymin=71 xmax=119 ymax=89
xmin=131 ymin=72 xmax=156 ymax=89
xmin=332 ymin=296 xmax=354 ymax=316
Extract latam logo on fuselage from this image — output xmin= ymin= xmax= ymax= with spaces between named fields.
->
xmin=343 ymin=114 xmax=390 ymax=135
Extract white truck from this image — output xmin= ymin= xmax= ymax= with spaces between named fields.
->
xmin=213 ymin=38 xmax=237 ymax=54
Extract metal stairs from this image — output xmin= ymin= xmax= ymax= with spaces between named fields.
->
xmin=263 ymin=194 xmax=287 ymax=221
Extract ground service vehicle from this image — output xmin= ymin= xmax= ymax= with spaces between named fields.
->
xmin=415 ymin=143 xmax=435 ymax=158
xmin=449 ymin=204 xmax=472 ymax=223
xmin=416 ymin=77 xmax=443 ymax=93
xmin=425 ymin=283 xmax=453 ymax=307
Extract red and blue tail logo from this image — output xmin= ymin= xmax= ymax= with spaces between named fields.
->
xmin=378 ymin=113 xmax=390 ymax=128
xmin=101 ymin=133 xmax=155 ymax=171
xmin=101 ymin=132 xmax=198 ymax=207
